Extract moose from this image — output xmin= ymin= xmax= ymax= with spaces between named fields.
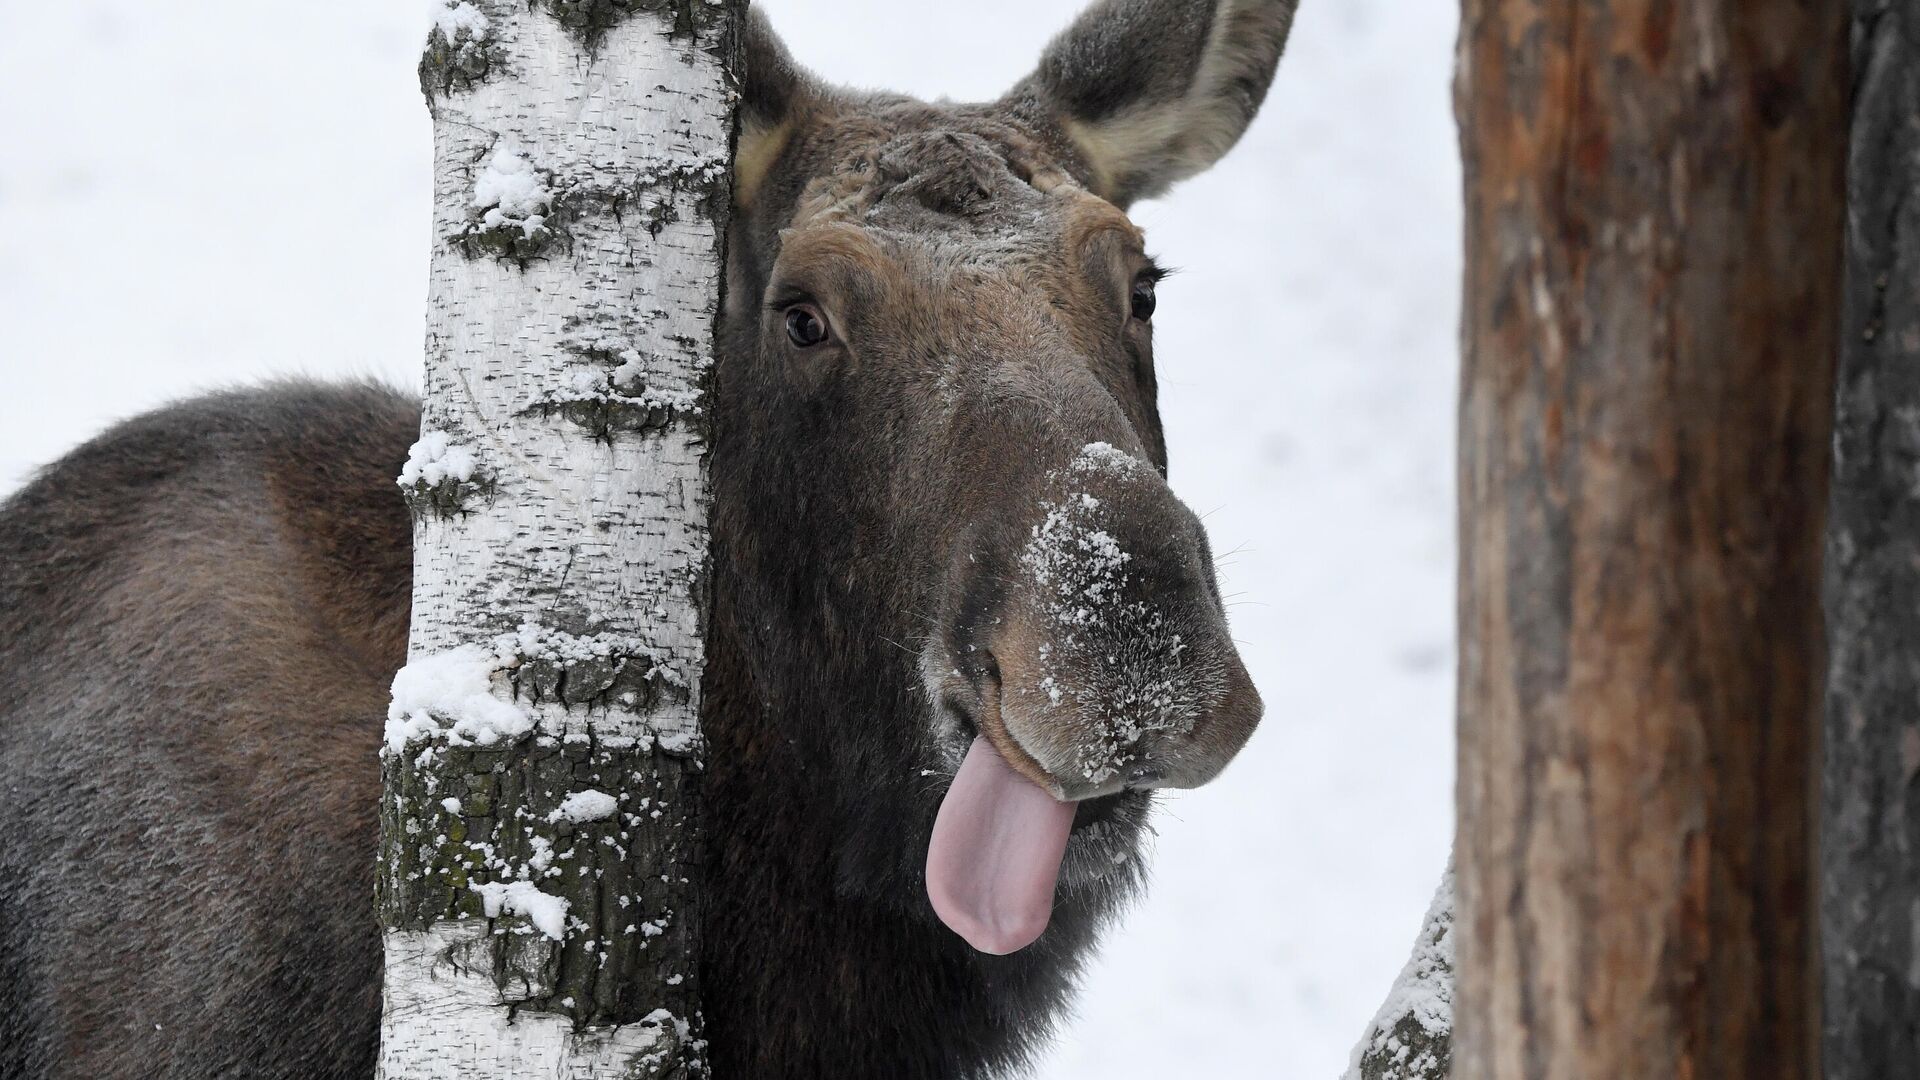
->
xmin=0 ymin=0 xmax=1296 ymax=1076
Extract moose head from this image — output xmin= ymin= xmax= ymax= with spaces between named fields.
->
xmin=706 ymin=0 xmax=1293 ymax=969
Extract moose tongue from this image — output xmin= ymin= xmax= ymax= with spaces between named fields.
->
xmin=926 ymin=735 xmax=1077 ymax=955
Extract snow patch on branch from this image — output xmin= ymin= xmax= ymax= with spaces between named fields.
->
xmin=385 ymin=646 xmax=531 ymax=752
xmin=398 ymin=430 xmax=478 ymax=488
xmin=428 ymin=0 xmax=490 ymax=40
xmin=473 ymin=141 xmax=550 ymax=238
xmin=550 ymin=789 xmax=618 ymax=824
xmin=1344 ymin=866 xmax=1455 ymax=1080
xmin=501 ymin=621 xmax=685 ymax=689
xmin=547 ymin=320 xmax=707 ymax=436
xmin=386 ymin=623 xmax=696 ymax=755
xmin=470 ymin=880 xmax=569 ymax=940
xmin=541 ymin=366 xmax=702 ymax=417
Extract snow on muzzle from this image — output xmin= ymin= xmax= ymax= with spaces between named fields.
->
xmin=926 ymin=443 xmax=1262 ymax=954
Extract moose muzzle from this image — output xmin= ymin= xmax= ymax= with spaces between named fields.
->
xmin=926 ymin=440 xmax=1262 ymax=954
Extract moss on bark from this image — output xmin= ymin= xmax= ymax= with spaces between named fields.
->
xmin=378 ymin=737 xmax=702 ymax=1030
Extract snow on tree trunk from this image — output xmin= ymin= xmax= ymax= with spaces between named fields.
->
xmin=377 ymin=3 xmax=739 ymax=1077
xmin=1824 ymin=2 xmax=1920 ymax=1075
xmin=1451 ymin=2 xmax=1844 ymax=1076
xmin=1343 ymin=866 xmax=1454 ymax=1080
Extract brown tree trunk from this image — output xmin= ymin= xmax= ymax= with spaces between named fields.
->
xmin=1452 ymin=3 xmax=1846 ymax=1078
xmin=1823 ymin=2 xmax=1920 ymax=1076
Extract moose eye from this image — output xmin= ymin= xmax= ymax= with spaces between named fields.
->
xmin=1129 ymin=277 xmax=1157 ymax=321
xmin=785 ymin=304 xmax=830 ymax=348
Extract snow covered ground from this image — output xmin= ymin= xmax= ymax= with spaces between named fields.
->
xmin=0 ymin=1 xmax=1460 ymax=1076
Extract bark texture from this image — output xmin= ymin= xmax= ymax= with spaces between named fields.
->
xmin=377 ymin=2 xmax=739 ymax=1076
xmin=1823 ymin=2 xmax=1920 ymax=1075
xmin=1344 ymin=866 xmax=1455 ymax=1080
xmin=1453 ymin=3 xmax=1846 ymax=1078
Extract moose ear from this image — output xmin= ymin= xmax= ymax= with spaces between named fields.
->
xmin=1008 ymin=0 xmax=1299 ymax=207
xmin=736 ymin=8 xmax=813 ymax=206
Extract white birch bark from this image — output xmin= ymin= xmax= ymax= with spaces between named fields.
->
xmin=378 ymin=2 xmax=738 ymax=1076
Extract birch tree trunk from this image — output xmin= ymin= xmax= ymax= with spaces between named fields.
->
xmin=377 ymin=3 xmax=739 ymax=1076
xmin=1451 ymin=2 xmax=1845 ymax=1077
xmin=1824 ymin=2 xmax=1920 ymax=1075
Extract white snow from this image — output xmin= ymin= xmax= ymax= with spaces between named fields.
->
xmin=0 ymin=1 xmax=1460 ymax=1076
xmin=501 ymin=620 xmax=670 ymax=673
xmin=1343 ymin=868 xmax=1455 ymax=1080
xmin=440 ymin=797 xmax=463 ymax=814
xmin=1023 ymin=494 xmax=1132 ymax=628
xmin=385 ymin=646 xmax=532 ymax=751
xmin=1071 ymin=441 xmax=1143 ymax=475
xmin=536 ymin=367 xmax=703 ymax=419
xmin=551 ymin=789 xmax=619 ymax=824
xmin=470 ymin=879 xmax=570 ymax=940
xmin=397 ymin=429 xmax=477 ymax=487
xmin=384 ymin=627 xmax=691 ymax=753
xmin=1020 ymin=447 xmax=1220 ymax=782
xmin=472 ymin=141 xmax=550 ymax=236
xmin=428 ymin=0 xmax=489 ymax=40
xmin=526 ymin=835 xmax=556 ymax=874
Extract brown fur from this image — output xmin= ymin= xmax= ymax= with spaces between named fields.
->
xmin=0 ymin=384 xmax=412 ymax=1078
xmin=0 ymin=3 xmax=1300 ymax=1076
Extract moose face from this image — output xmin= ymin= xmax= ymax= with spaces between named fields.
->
xmin=711 ymin=1 xmax=1292 ymax=955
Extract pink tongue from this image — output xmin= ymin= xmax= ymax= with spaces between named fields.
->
xmin=926 ymin=735 xmax=1077 ymax=954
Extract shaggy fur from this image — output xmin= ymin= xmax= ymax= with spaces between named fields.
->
xmin=0 ymin=3 xmax=1297 ymax=1076
xmin=0 ymin=384 xmax=412 ymax=1078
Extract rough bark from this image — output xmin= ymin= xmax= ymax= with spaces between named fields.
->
xmin=1823 ymin=2 xmax=1920 ymax=1076
xmin=1344 ymin=866 xmax=1455 ymax=1080
xmin=377 ymin=2 xmax=739 ymax=1076
xmin=1452 ymin=3 xmax=1846 ymax=1078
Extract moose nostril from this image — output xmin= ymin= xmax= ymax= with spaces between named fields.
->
xmin=1125 ymin=765 xmax=1163 ymax=787
xmin=977 ymin=647 xmax=1001 ymax=690
xmin=935 ymin=646 xmax=1002 ymax=740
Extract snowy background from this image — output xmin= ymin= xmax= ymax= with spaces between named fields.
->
xmin=0 ymin=1 xmax=1460 ymax=1075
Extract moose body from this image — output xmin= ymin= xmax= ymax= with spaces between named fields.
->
xmin=0 ymin=2 xmax=1297 ymax=1076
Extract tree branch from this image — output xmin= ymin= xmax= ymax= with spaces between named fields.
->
xmin=1343 ymin=864 xmax=1455 ymax=1080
